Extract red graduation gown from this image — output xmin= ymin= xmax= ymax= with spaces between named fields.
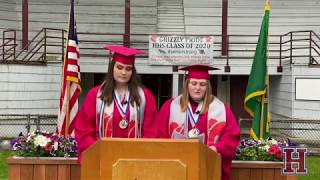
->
xmin=75 ymin=85 xmax=157 ymax=163
xmin=156 ymin=98 xmax=240 ymax=180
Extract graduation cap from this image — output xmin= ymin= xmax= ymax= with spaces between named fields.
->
xmin=179 ymin=64 xmax=220 ymax=80
xmin=103 ymin=45 xmax=145 ymax=65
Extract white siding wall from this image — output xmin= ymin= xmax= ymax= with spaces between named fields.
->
xmin=183 ymin=0 xmax=320 ymax=35
xmin=270 ymin=61 xmax=294 ymax=118
xmin=270 ymin=62 xmax=320 ymax=138
xmin=0 ymin=1 xmax=19 ymax=43
xmin=0 ymin=64 xmax=62 ymax=114
xmin=183 ymin=0 xmax=222 ymax=34
xmin=183 ymin=0 xmax=320 ymax=75
xmin=228 ymin=0 xmax=320 ymax=35
xmin=292 ymin=65 xmax=320 ymax=119
xmin=0 ymin=1 xmax=18 ymax=30
xmin=13 ymin=0 xmax=157 ymax=41
xmin=8 ymin=0 xmax=157 ymax=59
xmin=217 ymin=75 xmax=230 ymax=105
xmin=270 ymin=61 xmax=320 ymax=121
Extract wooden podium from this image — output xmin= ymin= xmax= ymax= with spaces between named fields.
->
xmin=81 ymin=138 xmax=221 ymax=180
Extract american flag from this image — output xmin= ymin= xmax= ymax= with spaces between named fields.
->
xmin=57 ymin=0 xmax=81 ymax=137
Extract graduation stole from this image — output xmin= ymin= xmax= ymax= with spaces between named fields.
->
xmin=96 ymin=87 xmax=145 ymax=138
xmin=169 ymin=95 xmax=227 ymax=146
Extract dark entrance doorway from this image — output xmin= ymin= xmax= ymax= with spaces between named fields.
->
xmin=230 ymin=76 xmax=251 ymax=121
xmin=141 ymin=74 xmax=172 ymax=110
xmin=210 ymin=75 xmax=218 ymax=96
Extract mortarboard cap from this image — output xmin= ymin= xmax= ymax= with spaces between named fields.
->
xmin=103 ymin=45 xmax=145 ymax=65
xmin=179 ymin=64 xmax=219 ymax=80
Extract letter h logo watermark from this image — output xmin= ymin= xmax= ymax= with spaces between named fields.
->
xmin=282 ymin=147 xmax=308 ymax=175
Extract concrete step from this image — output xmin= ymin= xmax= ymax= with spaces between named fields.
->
xmin=157 ymin=31 xmax=185 ymax=35
xmin=158 ymin=4 xmax=183 ymax=9
xmin=157 ymin=25 xmax=185 ymax=28
xmin=158 ymin=22 xmax=184 ymax=25
xmin=158 ymin=1 xmax=181 ymax=3
xmin=158 ymin=10 xmax=183 ymax=14
xmin=157 ymin=0 xmax=185 ymax=34
xmin=158 ymin=15 xmax=184 ymax=19
xmin=158 ymin=9 xmax=183 ymax=13
xmin=158 ymin=3 xmax=182 ymax=6
xmin=157 ymin=23 xmax=185 ymax=27
xmin=157 ymin=28 xmax=185 ymax=32
xmin=158 ymin=19 xmax=184 ymax=22
xmin=158 ymin=17 xmax=184 ymax=21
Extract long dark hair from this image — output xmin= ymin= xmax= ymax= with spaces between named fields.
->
xmin=100 ymin=60 xmax=143 ymax=106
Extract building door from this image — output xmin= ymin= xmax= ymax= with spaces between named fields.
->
xmin=210 ymin=75 xmax=218 ymax=96
xmin=141 ymin=74 xmax=172 ymax=110
xmin=230 ymin=76 xmax=251 ymax=121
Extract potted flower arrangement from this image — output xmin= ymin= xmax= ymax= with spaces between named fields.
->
xmin=231 ymin=137 xmax=298 ymax=180
xmin=235 ymin=137 xmax=290 ymax=161
xmin=11 ymin=130 xmax=77 ymax=157
xmin=7 ymin=131 xmax=80 ymax=180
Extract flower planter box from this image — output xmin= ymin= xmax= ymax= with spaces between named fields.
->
xmin=7 ymin=157 xmax=297 ymax=180
xmin=231 ymin=161 xmax=297 ymax=180
xmin=7 ymin=156 xmax=80 ymax=180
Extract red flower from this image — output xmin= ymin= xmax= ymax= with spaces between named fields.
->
xmin=276 ymin=150 xmax=282 ymax=159
xmin=44 ymin=144 xmax=52 ymax=152
xmin=268 ymin=145 xmax=278 ymax=155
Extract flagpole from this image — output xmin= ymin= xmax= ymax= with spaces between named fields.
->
xmin=259 ymin=92 xmax=265 ymax=140
xmin=62 ymin=1 xmax=72 ymax=137
xmin=265 ymin=0 xmax=270 ymax=135
xmin=65 ymin=81 xmax=70 ymax=137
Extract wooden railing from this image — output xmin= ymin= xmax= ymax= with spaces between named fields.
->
xmin=0 ymin=29 xmax=17 ymax=61
xmin=1 ymin=28 xmax=319 ymax=70
xmin=280 ymin=30 xmax=320 ymax=69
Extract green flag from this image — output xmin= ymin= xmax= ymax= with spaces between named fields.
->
xmin=244 ymin=0 xmax=270 ymax=141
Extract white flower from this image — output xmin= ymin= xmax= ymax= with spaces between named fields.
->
xmin=12 ymin=143 xmax=19 ymax=150
xmin=258 ymin=144 xmax=270 ymax=151
xmin=53 ymin=141 xmax=59 ymax=151
xmin=33 ymin=135 xmax=51 ymax=147
xmin=26 ymin=135 xmax=32 ymax=143
xmin=268 ymin=139 xmax=277 ymax=146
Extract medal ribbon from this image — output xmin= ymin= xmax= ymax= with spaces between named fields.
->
xmin=114 ymin=90 xmax=130 ymax=118
xmin=98 ymin=101 xmax=105 ymax=138
xmin=187 ymin=102 xmax=203 ymax=128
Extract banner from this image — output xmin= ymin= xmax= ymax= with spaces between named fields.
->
xmin=149 ymin=35 xmax=214 ymax=65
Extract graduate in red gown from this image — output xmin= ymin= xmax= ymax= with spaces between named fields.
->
xmin=75 ymin=45 xmax=157 ymax=163
xmin=156 ymin=65 xmax=240 ymax=180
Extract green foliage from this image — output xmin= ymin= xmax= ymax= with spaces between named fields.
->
xmin=0 ymin=150 xmax=14 ymax=180
xmin=235 ymin=138 xmax=286 ymax=161
xmin=299 ymin=156 xmax=320 ymax=180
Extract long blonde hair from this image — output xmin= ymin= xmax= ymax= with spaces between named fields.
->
xmin=180 ymin=78 xmax=214 ymax=113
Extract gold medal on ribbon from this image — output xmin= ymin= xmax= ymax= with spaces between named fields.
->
xmin=188 ymin=128 xmax=200 ymax=138
xmin=119 ymin=117 xmax=128 ymax=129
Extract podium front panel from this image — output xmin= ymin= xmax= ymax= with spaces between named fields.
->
xmin=112 ymin=159 xmax=187 ymax=180
xmin=81 ymin=138 xmax=220 ymax=180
